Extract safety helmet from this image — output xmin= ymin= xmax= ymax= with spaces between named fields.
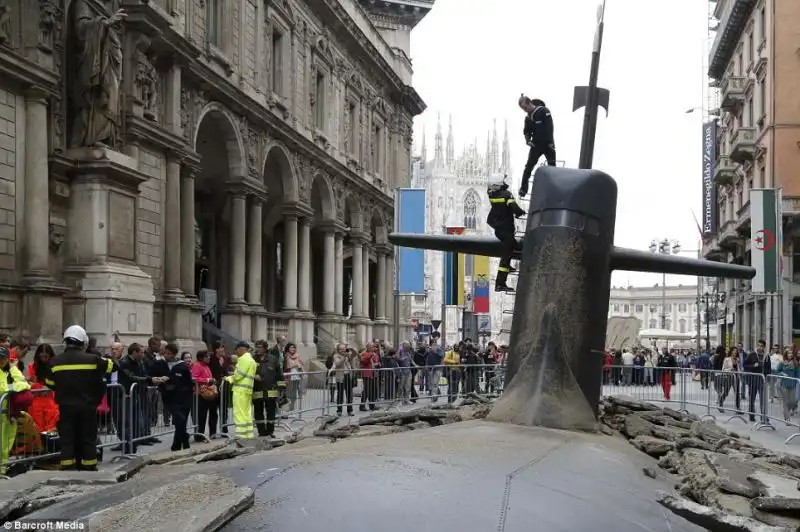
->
xmin=63 ymin=324 xmax=89 ymax=345
xmin=487 ymin=174 xmax=506 ymax=193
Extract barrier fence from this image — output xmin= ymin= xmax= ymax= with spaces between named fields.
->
xmin=8 ymin=361 xmax=797 ymax=474
xmin=602 ymin=364 xmax=800 ymax=444
xmin=0 ymin=363 xmax=506 ymax=475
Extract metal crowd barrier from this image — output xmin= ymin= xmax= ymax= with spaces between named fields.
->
xmin=602 ymin=364 xmax=800 ymax=445
xmin=0 ymin=362 xmax=509 ymax=474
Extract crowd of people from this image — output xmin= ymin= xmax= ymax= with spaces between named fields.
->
xmin=604 ymin=340 xmax=800 ymax=425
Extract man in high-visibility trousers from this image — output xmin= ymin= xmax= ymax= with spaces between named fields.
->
xmin=225 ymin=341 xmax=257 ymax=438
xmin=46 ymin=325 xmax=113 ymax=471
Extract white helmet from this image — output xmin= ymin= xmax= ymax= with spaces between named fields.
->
xmin=63 ymin=325 xmax=89 ymax=345
xmin=487 ymin=174 xmax=507 ymax=193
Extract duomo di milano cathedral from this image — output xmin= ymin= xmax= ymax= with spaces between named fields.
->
xmin=410 ymin=115 xmax=514 ymax=346
xmin=0 ymin=0 xmax=431 ymax=355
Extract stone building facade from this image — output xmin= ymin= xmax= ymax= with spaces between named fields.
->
xmin=0 ymin=0 xmax=430 ymax=355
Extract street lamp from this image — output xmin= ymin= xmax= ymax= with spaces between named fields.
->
xmin=698 ymin=282 xmax=726 ymax=351
xmin=648 ymin=238 xmax=681 ymax=329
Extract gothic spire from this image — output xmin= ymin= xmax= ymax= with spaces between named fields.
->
xmin=502 ymin=119 xmax=511 ymax=175
xmin=434 ymin=113 xmax=443 ymax=168
xmin=485 ymin=131 xmax=491 ymax=178
xmin=446 ymin=114 xmax=455 ymax=167
xmin=420 ymin=126 xmax=427 ymax=164
xmin=491 ymin=119 xmax=499 ymax=173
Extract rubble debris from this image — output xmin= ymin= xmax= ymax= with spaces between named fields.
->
xmin=601 ymin=395 xmax=800 ymax=530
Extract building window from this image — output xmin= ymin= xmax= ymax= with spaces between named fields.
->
xmin=649 ymin=319 xmax=657 ymax=329
xmin=759 ymin=7 xmax=766 ymax=42
xmin=463 ymin=190 xmax=479 ymax=229
xmin=746 ymin=98 xmax=753 ymax=127
xmin=678 ymin=303 xmax=687 ymax=312
xmin=759 ymin=80 xmax=766 ymax=121
xmin=747 ymin=32 xmax=753 ymax=62
xmin=373 ymin=123 xmax=383 ymax=174
xmin=623 ymin=304 xmax=630 ymax=314
xmin=314 ymin=72 xmax=325 ymax=129
xmin=271 ymin=30 xmax=283 ymax=95
xmin=613 ymin=304 xmax=620 ymax=312
xmin=649 ymin=304 xmax=657 ymax=313
xmin=679 ymin=319 xmax=687 ymax=333
xmin=792 ymin=238 xmax=800 ymax=281
xmin=207 ymin=0 xmax=222 ymax=47
xmin=347 ymin=103 xmax=357 ymax=154
xmin=665 ymin=319 xmax=672 ymax=330
xmin=635 ymin=304 xmax=643 ymax=313
xmin=414 ymin=295 xmax=425 ymax=303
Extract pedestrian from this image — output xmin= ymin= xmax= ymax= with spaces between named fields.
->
xmin=517 ymin=94 xmax=556 ymax=198
xmin=261 ymin=340 xmax=285 ymax=437
xmin=283 ymin=343 xmax=304 ymax=412
xmin=26 ymin=344 xmax=59 ymax=433
xmin=0 ymin=346 xmax=31 ymax=474
xmin=775 ymin=350 xmax=800 ymax=423
xmin=191 ymin=350 xmax=218 ymax=441
xmin=46 ymin=325 xmax=113 ymax=471
xmin=332 ymin=343 xmax=354 ymax=415
xmin=656 ymin=348 xmax=677 ymax=401
xmin=225 ymin=341 xmax=256 ymax=438
xmin=160 ymin=343 xmax=194 ymax=451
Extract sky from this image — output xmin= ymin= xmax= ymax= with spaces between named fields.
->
xmin=408 ymin=0 xmax=711 ymax=289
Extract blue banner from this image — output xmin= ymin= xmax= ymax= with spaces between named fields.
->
xmin=397 ymin=188 xmax=426 ymax=294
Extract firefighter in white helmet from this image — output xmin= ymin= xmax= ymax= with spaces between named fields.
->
xmin=45 ymin=325 xmax=113 ymax=471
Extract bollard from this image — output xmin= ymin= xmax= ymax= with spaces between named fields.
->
xmin=388 ymin=165 xmax=755 ymax=432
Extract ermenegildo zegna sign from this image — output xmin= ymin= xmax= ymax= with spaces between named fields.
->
xmin=702 ymin=120 xmax=718 ymax=236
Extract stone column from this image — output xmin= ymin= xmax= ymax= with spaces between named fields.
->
xmin=362 ymin=246 xmax=370 ymax=319
xmin=283 ymin=214 xmax=298 ymax=310
xmin=351 ymin=238 xmax=363 ymax=317
xmin=180 ymin=169 xmax=196 ymax=296
xmin=323 ymin=229 xmax=336 ymax=314
xmin=376 ymin=251 xmax=386 ymax=320
xmin=246 ymin=198 xmax=263 ymax=304
xmin=22 ymin=90 xmax=51 ymax=279
xmin=164 ymin=156 xmax=182 ymax=293
xmin=298 ymin=218 xmax=312 ymax=312
xmin=334 ymin=233 xmax=344 ymax=315
xmin=228 ymin=194 xmax=247 ymax=304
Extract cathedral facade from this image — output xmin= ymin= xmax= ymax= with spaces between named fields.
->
xmin=410 ymin=114 xmax=513 ymax=346
xmin=0 ymin=0 xmax=430 ymax=355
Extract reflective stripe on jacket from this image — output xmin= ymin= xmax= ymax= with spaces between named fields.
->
xmin=230 ymin=352 xmax=257 ymax=394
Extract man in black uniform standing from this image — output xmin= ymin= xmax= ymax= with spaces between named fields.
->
xmin=486 ymin=175 xmax=526 ymax=292
xmin=261 ymin=343 xmax=285 ymax=437
xmin=45 ymin=325 xmax=113 ymax=470
xmin=518 ymin=94 xmax=556 ymax=198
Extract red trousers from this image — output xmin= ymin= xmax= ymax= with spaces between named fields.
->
xmin=661 ymin=372 xmax=672 ymax=400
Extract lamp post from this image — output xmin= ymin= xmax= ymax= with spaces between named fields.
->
xmin=649 ymin=238 xmax=682 ymax=329
xmin=698 ymin=281 xmax=726 ymax=351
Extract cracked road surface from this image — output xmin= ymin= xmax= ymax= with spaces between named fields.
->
xmin=25 ymin=421 xmax=704 ymax=531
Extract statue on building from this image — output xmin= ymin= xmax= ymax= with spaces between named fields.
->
xmin=69 ymin=1 xmax=126 ymax=148
xmin=0 ymin=3 xmax=11 ymax=46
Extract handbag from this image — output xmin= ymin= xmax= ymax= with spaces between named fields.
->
xmin=7 ymin=373 xmax=33 ymax=418
xmin=199 ymin=383 xmax=218 ymax=400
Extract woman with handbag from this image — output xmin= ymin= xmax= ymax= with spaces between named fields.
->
xmin=191 ymin=350 xmax=218 ymax=441
xmin=0 ymin=346 xmax=31 ymax=474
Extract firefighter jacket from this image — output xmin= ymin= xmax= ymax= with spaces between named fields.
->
xmin=45 ymin=347 xmax=112 ymax=408
xmin=0 ymin=364 xmax=30 ymax=415
xmin=487 ymin=187 xmax=525 ymax=230
xmin=523 ymin=105 xmax=554 ymax=145
xmin=253 ymin=351 xmax=285 ymax=399
xmin=225 ymin=351 xmax=256 ymax=395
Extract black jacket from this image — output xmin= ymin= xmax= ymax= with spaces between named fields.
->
xmin=46 ymin=346 xmax=112 ymax=408
xmin=161 ymin=360 xmax=194 ymax=405
xmin=256 ymin=351 xmax=285 ymax=392
xmin=116 ymin=355 xmax=153 ymax=394
xmin=524 ymin=106 xmax=554 ymax=145
xmin=743 ymin=351 xmax=771 ymax=377
xmin=487 ymin=188 xmax=525 ymax=230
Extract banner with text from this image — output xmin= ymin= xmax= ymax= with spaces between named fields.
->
xmin=397 ymin=188 xmax=426 ymax=294
xmin=750 ymin=188 xmax=778 ymax=293
xmin=701 ymin=121 xmax=719 ymax=238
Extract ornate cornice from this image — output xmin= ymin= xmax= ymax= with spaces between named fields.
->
xmin=0 ymin=46 xmax=59 ymax=94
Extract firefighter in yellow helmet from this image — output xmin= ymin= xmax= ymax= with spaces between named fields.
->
xmin=0 ymin=346 xmax=30 ymax=474
xmin=225 ymin=341 xmax=257 ymax=438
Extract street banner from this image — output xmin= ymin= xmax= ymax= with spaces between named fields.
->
xmin=472 ymin=255 xmax=490 ymax=313
xmin=397 ymin=188 xmax=426 ymax=294
xmin=477 ymin=314 xmax=491 ymax=335
xmin=750 ymin=188 xmax=778 ymax=293
xmin=444 ymin=226 xmax=465 ymax=305
xmin=701 ymin=121 xmax=718 ymax=237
